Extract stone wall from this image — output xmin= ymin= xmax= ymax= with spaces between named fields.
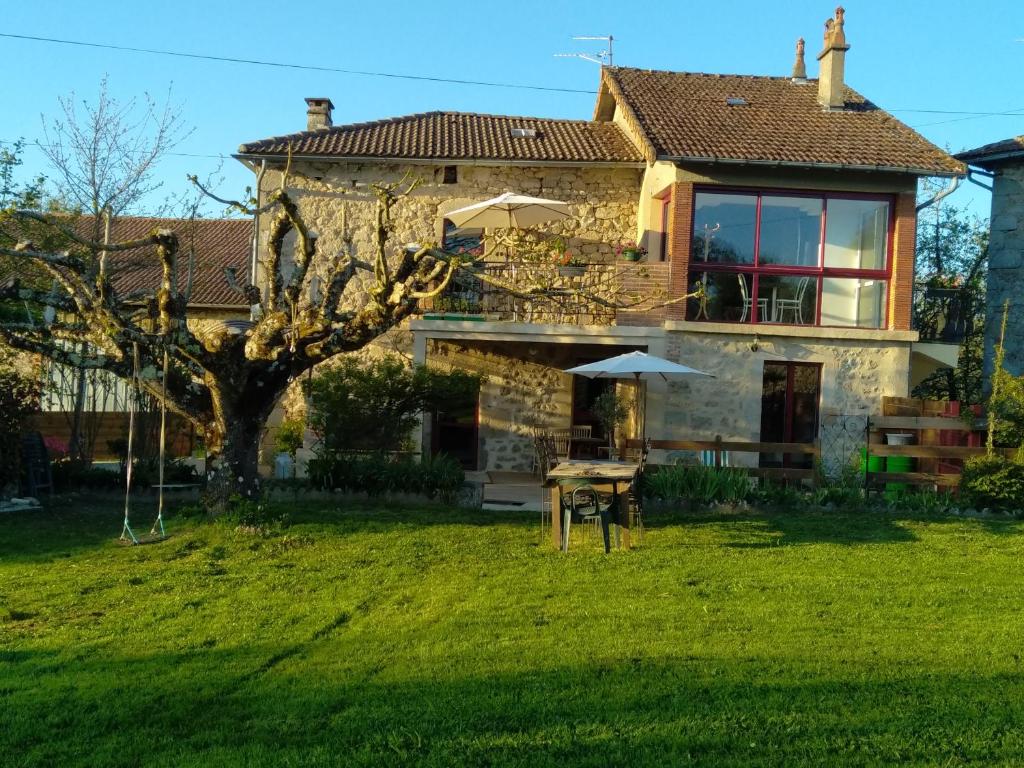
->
xmin=255 ymin=161 xmax=642 ymax=315
xmin=652 ymin=329 xmax=912 ymax=466
xmin=984 ymin=162 xmax=1024 ymax=381
xmin=427 ymin=340 xmax=574 ymax=472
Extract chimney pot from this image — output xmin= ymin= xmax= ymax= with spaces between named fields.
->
xmin=305 ymin=97 xmax=334 ymax=131
xmin=791 ymin=37 xmax=807 ymax=80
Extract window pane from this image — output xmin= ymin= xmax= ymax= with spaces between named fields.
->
xmin=820 ymin=278 xmax=886 ymax=328
xmin=824 ymin=199 xmax=889 ymax=270
xmin=443 ymin=219 xmax=483 ymax=255
xmin=688 ymin=271 xmax=756 ymax=323
xmin=692 ymin=193 xmax=756 ymax=265
xmin=757 ymin=196 xmax=822 ymax=267
xmin=758 ymin=275 xmax=817 ymax=325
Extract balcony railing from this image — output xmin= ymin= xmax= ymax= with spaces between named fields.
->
xmin=914 ymin=285 xmax=975 ymax=344
xmin=420 ymin=261 xmax=669 ymax=326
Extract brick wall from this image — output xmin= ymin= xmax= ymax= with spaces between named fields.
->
xmin=618 ymin=262 xmax=671 ymax=326
xmin=889 ymin=192 xmax=917 ymax=331
xmin=666 ymin=181 xmax=694 ymax=320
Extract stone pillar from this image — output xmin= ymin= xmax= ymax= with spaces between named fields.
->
xmin=984 ymin=163 xmax=1024 ymax=382
xmin=413 ymin=333 xmax=429 ymax=461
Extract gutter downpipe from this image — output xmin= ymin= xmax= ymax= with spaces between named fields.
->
xmin=915 ymin=175 xmax=961 ymax=213
xmin=967 ymin=167 xmax=994 ymax=192
xmin=250 ymin=159 xmax=267 ymax=321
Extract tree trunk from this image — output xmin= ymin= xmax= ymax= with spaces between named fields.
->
xmin=205 ymin=415 xmax=266 ymax=506
xmin=201 ymin=372 xmax=288 ymax=511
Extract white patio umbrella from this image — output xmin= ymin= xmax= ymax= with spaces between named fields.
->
xmin=564 ymin=351 xmax=714 ymax=444
xmin=443 ymin=192 xmax=571 ymax=230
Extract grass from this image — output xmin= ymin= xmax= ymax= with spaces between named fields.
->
xmin=3 ymin=498 xmax=1024 ymax=766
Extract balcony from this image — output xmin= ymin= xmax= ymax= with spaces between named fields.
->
xmin=914 ymin=284 xmax=975 ymax=344
xmin=419 ymin=260 xmax=670 ymax=327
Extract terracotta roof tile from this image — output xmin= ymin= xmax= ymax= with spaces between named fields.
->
xmin=956 ymin=136 xmax=1024 ymax=166
xmin=601 ymin=67 xmax=964 ymax=176
xmin=237 ymin=111 xmax=645 ymax=164
xmin=96 ymin=217 xmax=251 ymax=309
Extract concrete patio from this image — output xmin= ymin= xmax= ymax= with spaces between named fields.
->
xmin=478 ymin=471 xmax=545 ymax=512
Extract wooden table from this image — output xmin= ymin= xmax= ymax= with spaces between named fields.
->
xmin=545 ymin=460 xmax=639 ymax=551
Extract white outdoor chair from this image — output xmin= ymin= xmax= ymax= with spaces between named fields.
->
xmin=738 ymin=274 xmax=768 ymax=323
xmin=772 ymin=276 xmax=811 ymax=324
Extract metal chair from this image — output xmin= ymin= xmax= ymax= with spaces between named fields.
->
xmin=738 ymin=274 xmax=768 ymax=323
xmin=772 ymin=276 xmax=811 ymax=324
xmin=560 ymin=483 xmax=612 ymax=553
xmin=626 ymin=438 xmax=651 ymax=544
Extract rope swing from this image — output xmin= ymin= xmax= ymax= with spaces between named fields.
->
xmin=118 ymin=343 xmax=170 ymax=545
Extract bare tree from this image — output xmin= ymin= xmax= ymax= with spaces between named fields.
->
xmin=33 ymin=77 xmax=192 ymax=460
xmin=1 ymin=158 xmax=695 ymax=505
xmin=40 ymin=75 xmax=191 ymax=222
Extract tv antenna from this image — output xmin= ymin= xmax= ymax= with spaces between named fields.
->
xmin=555 ymin=35 xmax=614 ymax=66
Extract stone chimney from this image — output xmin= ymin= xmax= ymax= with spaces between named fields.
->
xmin=305 ymin=97 xmax=334 ymax=131
xmin=816 ymin=7 xmax=850 ymax=109
xmin=791 ymin=37 xmax=807 ymax=81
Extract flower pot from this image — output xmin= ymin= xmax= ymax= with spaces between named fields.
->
xmin=620 ymin=249 xmax=642 ymax=262
xmin=557 ymin=265 xmax=586 ymax=278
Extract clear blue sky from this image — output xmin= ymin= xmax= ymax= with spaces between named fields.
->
xmin=3 ymin=0 xmax=1022 ymax=217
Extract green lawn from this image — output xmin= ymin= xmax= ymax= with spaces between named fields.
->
xmin=3 ymin=499 xmax=1024 ymax=766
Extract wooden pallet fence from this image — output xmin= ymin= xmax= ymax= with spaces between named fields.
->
xmin=627 ymin=436 xmax=820 ymax=483
xmin=864 ymin=415 xmax=1010 ymax=490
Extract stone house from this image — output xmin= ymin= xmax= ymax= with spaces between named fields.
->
xmin=236 ymin=8 xmax=964 ymax=473
xmin=955 ymin=137 xmax=1024 ymax=384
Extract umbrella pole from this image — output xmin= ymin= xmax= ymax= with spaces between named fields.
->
xmin=635 ymin=371 xmax=645 ymax=446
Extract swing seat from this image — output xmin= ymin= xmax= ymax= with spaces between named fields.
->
xmin=117 ymin=532 xmax=168 ymax=546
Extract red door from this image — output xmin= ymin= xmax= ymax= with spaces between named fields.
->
xmin=759 ymin=362 xmax=821 ymax=468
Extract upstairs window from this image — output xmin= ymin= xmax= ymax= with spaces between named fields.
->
xmin=442 ymin=218 xmax=483 ymax=255
xmin=688 ymin=188 xmax=892 ymax=329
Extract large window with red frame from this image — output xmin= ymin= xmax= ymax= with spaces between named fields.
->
xmin=687 ymin=189 xmax=891 ymax=328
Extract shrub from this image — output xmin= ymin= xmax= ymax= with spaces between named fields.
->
xmin=643 ymin=464 xmax=752 ymax=505
xmin=308 ymin=452 xmax=465 ymax=504
xmin=306 ymin=355 xmax=479 ymax=455
xmin=961 ymin=455 xmax=1024 ymax=511
xmin=0 ymin=359 xmax=39 ymax=495
xmin=275 ymin=418 xmax=305 ymax=457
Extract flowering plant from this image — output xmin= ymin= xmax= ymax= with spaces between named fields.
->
xmin=615 ymin=241 xmax=648 ymax=259
xmin=43 ymin=436 xmax=69 ymax=460
xmin=550 ymin=237 xmax=585 ymax=266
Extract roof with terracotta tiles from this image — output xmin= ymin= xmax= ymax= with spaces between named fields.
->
xmin=2 ymin=217 xmax=250 ymax=309
xmin=956 ymin=136 xmax=1024 ymax=167
xmin=97 ymin=217 xmax=251 ymax=308
xmin=237 ymin=111 xmax=645 ymax=164
xmin=598 ymin=67 xmax=964 ymax=176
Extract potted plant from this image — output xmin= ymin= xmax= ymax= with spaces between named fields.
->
xmin=616 ymin=241 xmax=647 ymax=262
xmin=549 ymin=237 xmax=586 ymax=277
xmin=592 ymin=390 xmax=629 ymax=460
xmin=275 ymin=417 xmax=305 ymax=479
